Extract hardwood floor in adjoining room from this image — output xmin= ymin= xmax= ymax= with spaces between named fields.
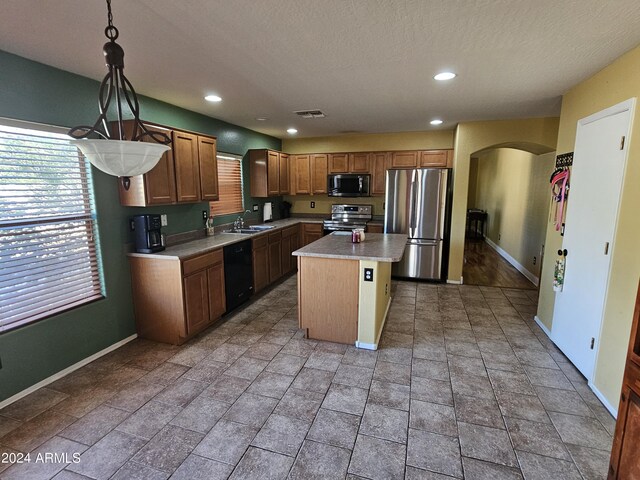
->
xmin=463 ymin=239 xmax=537 ymax=290
xmin=0 ymin=276 xmax=614 ymax=479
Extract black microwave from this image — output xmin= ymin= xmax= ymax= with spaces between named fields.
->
xmin=327 ymin=174 xmax=371 ymax=197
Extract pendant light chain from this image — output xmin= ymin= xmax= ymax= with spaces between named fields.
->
xmin=104 ymin=0 xmax=119 ymax=41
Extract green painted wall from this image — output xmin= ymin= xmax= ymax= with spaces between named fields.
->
xmin=0 ymin=50 xmax=281 ymax=401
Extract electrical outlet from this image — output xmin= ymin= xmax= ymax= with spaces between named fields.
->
xmin=498 ymin=233 xmax=501 ymax=241
xmin=160 ymin=214 xmax=168 ymax=227
xmin=533 ymin=256 xmax=537 ymax=265
xmin=310 ymin=201 xmax=315 ymax=208
xmin=364 ymin=268 xmax=374 ymax=282
xmin=202 ymin=210 xmax=209 ymax=221
xmin=253 ymin=204 xmax=259 ymax=212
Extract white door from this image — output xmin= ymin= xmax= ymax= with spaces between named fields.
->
xmin=552 ymin=99 xmax=634 ymax=380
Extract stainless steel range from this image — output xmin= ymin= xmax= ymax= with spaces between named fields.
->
xmin=323 ymin=204 xmax=372 ymax=233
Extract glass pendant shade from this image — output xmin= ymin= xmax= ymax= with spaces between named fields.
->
xmin=71 ymin=139 xmax=170 ymax=177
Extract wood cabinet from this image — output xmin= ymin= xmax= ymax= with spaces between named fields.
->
xmin=349 ymin=152 xmax=371 ymax=173
xmin=367 ymin=223 xmax=384 ymax=233
xmin=390 ymin=150 xmax=419 ymax=168
xmin=249 ymin=149 xmax=290 ymax=197
xmin=198 ymin=136 xmax=219 ymax=200
xmin=281 ymin=225 xmax=300 ymax=276
xmin=268 ymin=231 xmax=282 ymax=283
xmin=252 ymin=235 xmax=269 ymax=294
xmin=302 ymin=223 xmax=324 ymax=246
xmin=371 ymin=152 xmax=390 ymax=196
xmin=291 ymin=154 xmax=311 ymax=194
xmin=328 ymin=153 xmax=349 ymax=173
xmin=311 ymin=154 xmax=328 ymax=194
xmin=128 ymin=249 xmax=225 ymax=345
xmin=117 ymin=121 xmax=218 ymax=206
xmin=609 ymin=281 xmax=640 ymax=479
xmin=419 ymin=149 xmax=451 ymax=168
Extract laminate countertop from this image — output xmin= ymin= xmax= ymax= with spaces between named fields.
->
xmin=293 ymin=232 xmax=407 ymax=262
xmin=128 ymin=217 xmax=324 ymax=260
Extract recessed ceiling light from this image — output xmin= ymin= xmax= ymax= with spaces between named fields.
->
xmin=433 ymin=72 xmax=456 ymax=81
xmin=287 ymin=128 xmax=298 ymax=135
xmin=204 ymin=94 xmax=222 ymax=102
xmin=430 ymin=119 xmax=444 ymax=125
xmin=255 ymin=117 xmax=268 ymax=121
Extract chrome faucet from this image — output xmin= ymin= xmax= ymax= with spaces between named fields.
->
xmin=234 ymin=210 xmax=253 ymax=230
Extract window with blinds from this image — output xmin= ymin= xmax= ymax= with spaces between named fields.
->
xmin=0 ymin=120 xmax=104 ymax=332
xmin=210 ymin=153 xmax=244 ymax=216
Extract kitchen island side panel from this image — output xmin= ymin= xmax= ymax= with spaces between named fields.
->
xmin=357 ymin=260 xmax=392 ymax=348
xmin=298 ymin=256 xmax=359 ymax=344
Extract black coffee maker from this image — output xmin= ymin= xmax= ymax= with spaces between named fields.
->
xmin=132 ymin=214 xmax=165 ymax=253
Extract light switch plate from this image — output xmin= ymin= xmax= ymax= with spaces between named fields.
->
xmin=160 ymin=214 xmax=168 ymax=227
xmin=253 ymin=204 xmax=259 ymax=212
xmin=310 ymin=201 xmax=315 ymax=208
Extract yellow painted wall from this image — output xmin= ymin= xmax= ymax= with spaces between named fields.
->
xmin=283 ymin=130 xmax=454 ymax=153
xmin=467 ymin=157 xmax=479 ymax=207
xmin=449 ymin=118 xmax=560 ymax=282
xmin=537 ymin=44 xmax=640 ymax=409
xmin=358 ymin=260 xmax=392 ymax=346
xmin=471 ymin=149 xmax=555 ymax=281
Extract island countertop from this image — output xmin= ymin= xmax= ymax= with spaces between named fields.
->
xmin=293 ymin=232 xmax=407 ymax=262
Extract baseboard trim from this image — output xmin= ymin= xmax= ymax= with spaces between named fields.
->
xmin=484 ymin=237 xmax=539 ymax=286
xmin=534 ymin=315 xmax=552 ymax=337
xmin=0 ymin=334 xmax=138 ymax=409
xmin=588 ymin=381 xmax=618 ymax=418
xmin=446 ymin=277 xmax=464 ymax=285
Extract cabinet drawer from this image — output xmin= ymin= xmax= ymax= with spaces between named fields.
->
xmin=182 ymin=249 xmax=223 ymax=276
xmin=253 ymin=235 xmax=268 ymax=249
xmin=303 ymin=223 xmax=323 ymax=233
xmin=269 ymin=231 xmax=282 ymax=243
xmin=283 ymin=226 xmax=299 ymax=238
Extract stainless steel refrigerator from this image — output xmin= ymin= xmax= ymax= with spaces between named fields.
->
xmin=384 ymin=168 xmax=451 ymax=280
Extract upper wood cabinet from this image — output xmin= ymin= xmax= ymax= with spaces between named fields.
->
xmin=328 ymin=153 xmax=349 ymax=173
xmin=390 ymin=150 xmax=419 ymax=168
xmin=198 ymin=136 xmax=219 ymax=201
xmin=371 ymin=152 xmax=390 ymax=196
xmin=117 ymin=121 xmax=218 ymax=207
xmin=420 ymin=149 xmax=451 ymax=168
xmin=291 ymin=154 xmax=311 ymax=194
xmin=349 ymin=153 xmax=371 ymax=173
xmin=249 ymin=149 xmax=289 ymax=197
xmin=311 ymin=154 xmax=328 ymax=194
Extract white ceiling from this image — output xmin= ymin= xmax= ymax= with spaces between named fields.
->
xmin=2 ymin=1 xmax=640 ymax=139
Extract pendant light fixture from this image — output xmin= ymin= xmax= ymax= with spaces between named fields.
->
xmin=68 ymin=0 xmax=171 ymax=190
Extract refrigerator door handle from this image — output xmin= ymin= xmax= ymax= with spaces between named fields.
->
xmin=409 ymin=179 xmax=418 ymax=235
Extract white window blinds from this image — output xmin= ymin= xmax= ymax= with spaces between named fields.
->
xmin=210 ymin=153 xmax=244 ymax=216
xmin=0 ymin=121 xmax=104 ymax=332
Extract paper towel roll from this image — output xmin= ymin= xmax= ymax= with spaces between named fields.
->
xmin=263 ymin=202 xmax=273 ymax=222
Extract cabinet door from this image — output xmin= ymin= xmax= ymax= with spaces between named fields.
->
xmin=302 ymin=223 xmax=323 ymax=246
xmin=253 ymin=244 xmax=269 ymax=294
xmin=281 ymin=233 xmax=292 ymax=276
xmin=279 ymin=153 xmax=290 ymax=195
xmin=349 ymin=153 xmax=370 ymax=173
xmin=419 ymin=150 xmax=448 ymax=167
xmin=367 ymin=224 xmax=384 ymax=233
xmin=371 ymin=152 xmax=389 ymax=195
xmin=207 ymin=262 xmax=226 ymax=320
xmin=311 ymin=154 xmax=328 ymax=194
xmin=328 ymin=153 xmax=349 ymax=173
xmin=290 ymin=228 xmax=300 ymax=271
xmin=293 ymin=155 xmax=311 ymax=194
xmin=173 ymin=131 xmax=201 ymax=202
xmin=391 ymin=151 xmax=418 ymax=168
xmin=267 ymin=150 xmax=280 ymax=196
xmin=268 ymin=238 xmax=282 ymax=283
xmin=141 ymin=125 xmax=176 ymax=205
xmin=183 ymin=270 xmax=210 ymax=335
xmin=614 ymin=387 xmax=640 ymax=479
xmin=198 ymin=136 xmax=219 ymax=200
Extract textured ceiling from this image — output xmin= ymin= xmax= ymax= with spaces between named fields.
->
xmin=2 ymin=0 xmax=640 ymax=138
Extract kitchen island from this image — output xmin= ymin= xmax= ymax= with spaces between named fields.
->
xmin=293 ymin=232 xmax=406 ymax=349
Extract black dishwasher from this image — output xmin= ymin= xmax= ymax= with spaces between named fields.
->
xmin=223 ymin=239 xmax=253 ymax=312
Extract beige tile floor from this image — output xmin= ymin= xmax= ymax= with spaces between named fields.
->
xmin=0 ymin=276 xmax=615 ymax=479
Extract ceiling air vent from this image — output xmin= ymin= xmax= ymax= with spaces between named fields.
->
xmin=294 ymin=110 xmax=326 ymax=118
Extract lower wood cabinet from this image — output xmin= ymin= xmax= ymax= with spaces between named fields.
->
xmin=268 ymin=231 xmax=283 ymax=283
xmin=302 ymin=223 xmax=324 ymax=246
xmin=367 ymin=223 xmax=384 ymax=233
xmin=252 ymin=235 xmax=270 ymax=294
xmin=129 ymin=249 xmax=225 ymax=345
xmin=281 ymin=225 xmax=300 ymax=275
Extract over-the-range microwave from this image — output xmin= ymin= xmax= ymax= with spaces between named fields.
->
xmin=327 ymin=174 xmax=371 ymax=197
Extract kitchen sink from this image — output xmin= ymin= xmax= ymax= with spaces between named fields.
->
xmin=222 ymin=225 xmax=276 ymax=234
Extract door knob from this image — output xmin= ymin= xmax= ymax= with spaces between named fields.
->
xmin=557 ymin=249 xmax=568 ymax=256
